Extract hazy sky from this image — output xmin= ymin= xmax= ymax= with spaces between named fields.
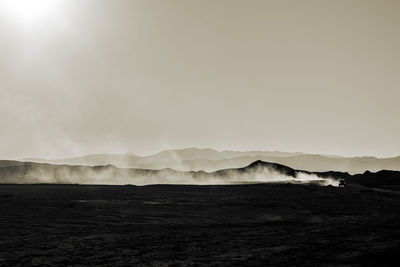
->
xmin=0 ymin=0 xmax=399 ymax=159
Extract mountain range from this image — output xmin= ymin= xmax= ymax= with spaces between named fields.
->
xmin=2 ymin=159 xmax=400 ymax=191
xmin=0 ymin=159 xmax=317 ymax=185
xmin=22 ymin=148 xmax=400 ymax=174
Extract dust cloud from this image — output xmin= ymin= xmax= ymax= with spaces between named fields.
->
xmin=0 ymin=161 xmax=340 ymax=186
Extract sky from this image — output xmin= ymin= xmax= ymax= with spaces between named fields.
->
xmin=0 ymin=0 xmax=399 ymax=159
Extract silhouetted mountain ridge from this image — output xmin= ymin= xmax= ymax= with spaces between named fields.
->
xmin=1 ymin=159 xmax=399 ymax=190
xmin=22 ymin=148 xmax=400 ymax=174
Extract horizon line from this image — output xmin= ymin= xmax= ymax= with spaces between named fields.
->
xmin=3 ymin=147 xmax=399 ymax=161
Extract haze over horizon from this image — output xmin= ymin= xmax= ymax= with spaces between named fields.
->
xmin=16 ymin=147 xmax=400 ymax=161
xmin=1 ymin=0 xmax=399 ymax=159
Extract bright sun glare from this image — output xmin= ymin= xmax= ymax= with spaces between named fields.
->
xmin=1 ymin=0 xmax=61 ymax=26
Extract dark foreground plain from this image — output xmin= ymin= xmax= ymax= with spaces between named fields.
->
xmin=1 ymin=183 xmax=400 ymax=266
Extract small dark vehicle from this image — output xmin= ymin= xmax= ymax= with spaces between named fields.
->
xmin=338 ymin=179 xmax=347 ymax=187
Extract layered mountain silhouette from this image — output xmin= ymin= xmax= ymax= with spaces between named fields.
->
xmin=23 ymin=148 xmax=400 ymax=174
xmin=2 ymin=159 xmax=400 ymax=190
xmin=0 ymin=159 xmax=309 ymax=185
xmin=23 ymin=148 xmax=304 ymax=166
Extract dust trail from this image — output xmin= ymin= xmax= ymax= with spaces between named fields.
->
xmin=0 ymin=161 xmax=341 ymax=186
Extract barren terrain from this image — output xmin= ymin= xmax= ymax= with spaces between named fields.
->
xmin=1 ymin=183 xmax=400 ymax=266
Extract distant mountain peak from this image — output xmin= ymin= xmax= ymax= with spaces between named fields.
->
xmin=243 ymin=160 xmax=297 ymax=177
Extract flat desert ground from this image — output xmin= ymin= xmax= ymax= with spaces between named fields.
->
xmin=1 ymin=183 xmax=400 ymax=266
